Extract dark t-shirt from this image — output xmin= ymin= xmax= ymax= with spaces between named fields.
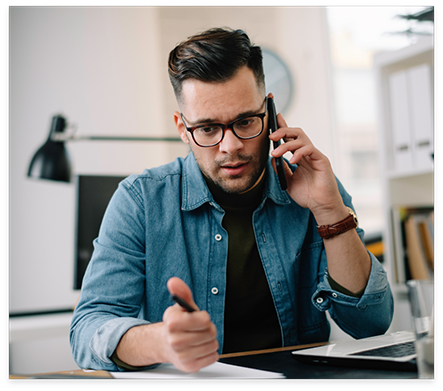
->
xmin=205 ymin=173 xmax=282 ymax=354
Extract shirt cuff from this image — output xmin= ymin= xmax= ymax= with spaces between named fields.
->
xmin=327 ymin=273 xmax=364 ymax=298
xmin=89 ymin=317 xmax=150 ymax=368
xmin=110 ymin=350 xmax=157 ymax=371
xmin=312 ymin=252 xmax=389 ymax=311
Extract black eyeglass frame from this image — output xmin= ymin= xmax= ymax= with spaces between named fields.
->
xmin=180 ymin=97 xmax=268 ymax=147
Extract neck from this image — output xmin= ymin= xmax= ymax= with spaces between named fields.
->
xmin=203 ymin=169 xmax=266 ymax=209
xmin=239 ymin=169 xmax=266 ymax=194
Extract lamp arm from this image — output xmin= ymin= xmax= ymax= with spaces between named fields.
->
xmin=51 ymin=132 xmax=182 ymax=143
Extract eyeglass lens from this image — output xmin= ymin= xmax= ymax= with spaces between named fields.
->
xmin=193 ymin=116 xmax=263 ymax=147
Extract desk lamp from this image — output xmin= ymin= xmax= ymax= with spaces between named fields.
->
xmin=27 ymin=114 xmax=182 ymax=183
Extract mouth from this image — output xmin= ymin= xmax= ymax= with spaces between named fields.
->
xmin=220 ymin=162 xmax=248 ymax=176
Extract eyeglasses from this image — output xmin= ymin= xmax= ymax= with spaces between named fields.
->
xmin=180 ymin=97 xmax=267 ymax=147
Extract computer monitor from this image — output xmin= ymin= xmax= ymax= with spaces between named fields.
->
xmin=74 ymin=174 xmax=126 ymax=289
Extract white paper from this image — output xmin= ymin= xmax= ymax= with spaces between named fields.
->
xmin=110 ymin=361 xmax=284 ymax=379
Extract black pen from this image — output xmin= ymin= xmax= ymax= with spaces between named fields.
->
xmin=172 ymin=294 xmax=196 ymax=313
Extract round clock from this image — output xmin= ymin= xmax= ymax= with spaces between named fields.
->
xmin=262 ymin=48 xmax=294 ymax=115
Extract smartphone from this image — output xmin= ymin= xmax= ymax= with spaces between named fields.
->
xmin=268 ymin=97 xmax=287 ymax=190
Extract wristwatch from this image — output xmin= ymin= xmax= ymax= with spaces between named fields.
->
xmin=317 ymin=207 xmax=358 ymax=239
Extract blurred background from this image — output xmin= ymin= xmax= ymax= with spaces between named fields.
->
xmin=7 ymin=6 xmax=435 ymax=374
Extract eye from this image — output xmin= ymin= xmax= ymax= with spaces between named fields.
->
xmin=236 ymin=117 xmax=256 ymax=128
xmin=239 ymin=119 xmax=252 ymax=126
xmin=196 ymin=125 xmax=220 ymax=135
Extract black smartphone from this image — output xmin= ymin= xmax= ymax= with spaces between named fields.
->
xmin=268 ymin=97 xmax=287 ymax=190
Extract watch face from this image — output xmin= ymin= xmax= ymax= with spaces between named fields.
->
xmin=346 ymin=207 xmax=359 ymax=227
xmin=262 ymin=48 xmax=294 ymax=115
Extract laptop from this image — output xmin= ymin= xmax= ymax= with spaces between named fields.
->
xmin=291 ymin=331 xmax=417 ymax=371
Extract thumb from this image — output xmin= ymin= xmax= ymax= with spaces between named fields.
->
xmin=270 ymin=157 xmax=278 ymax=176
xmin=271 ymin=157 xmax=293 ymax=182
xmin=167 ymin=277 xmax=199 ymax=311
xmin=283 ymin=159 xmax=293 ymax=178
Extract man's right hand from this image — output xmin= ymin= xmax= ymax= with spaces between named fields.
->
xmin=114 ymin=277 xmax=219 ymax=373
xmin=161 ymin=277 xmax=219 ymax=372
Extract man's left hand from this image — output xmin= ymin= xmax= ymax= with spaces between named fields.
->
xmin=269 ymin=113 xmax=347 ymax=224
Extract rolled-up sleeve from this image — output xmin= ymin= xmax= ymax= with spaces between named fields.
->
xmin=70 ymin=179 xmax=149 ymax=371
xmin=312 ymin=251 xmax=394 ymax=339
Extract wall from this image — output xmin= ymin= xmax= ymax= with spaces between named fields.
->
xmin=10 ymin=7 xmax=185 ymax=314
xmin=9 ymin=6 xmax=335 ymax=373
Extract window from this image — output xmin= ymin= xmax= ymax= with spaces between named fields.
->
xmin=326 ymin=6 xmax=433 ymax=233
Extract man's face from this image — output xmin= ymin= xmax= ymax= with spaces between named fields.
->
xmin=174 ymin=66 xmax=270 ymax=194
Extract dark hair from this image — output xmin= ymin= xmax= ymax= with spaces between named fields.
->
xmin=168 ymin=27 xmax=265 ymax=102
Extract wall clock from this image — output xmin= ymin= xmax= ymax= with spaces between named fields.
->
xmin=262 ymin=48 xmax=294 ymax=115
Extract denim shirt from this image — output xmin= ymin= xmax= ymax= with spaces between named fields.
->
xmin=70 ymin=153 xmax=393 ymax=371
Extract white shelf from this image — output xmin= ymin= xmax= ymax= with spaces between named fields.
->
xmin=373 ymin=37 xmax=434 ymax=333
xmin=373 ymin=36 xmax=433 ymax=69
xmin=9 ymin=312 xmax=74 ymax=343
xmin=386 ymin=167 xmax=433 ymax=180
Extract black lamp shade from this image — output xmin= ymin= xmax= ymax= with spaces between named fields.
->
xmin=27 ymin=115 xmax=72 ymax=182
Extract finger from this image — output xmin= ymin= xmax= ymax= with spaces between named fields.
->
xmin=276 ymin=112 xmax=288 ymax=129
xmin=268 ymin=114 xmax=288 ymax=143
xmin=180 ymin=340 xmax=219 ymax=361
xmin=169 ymin=323 xmax=218 ymax=352
xmin=176 ymin=349 xmax=219 ymax=373
xmin=163 ymin=306 xmax=213 ymax=333
xmin=270 ymin=125 xmax=305 ymax=141
xmin=271 ymin=137 xmax=306 ymax=158
xmin=167 ymin=277 xmax=199 ymax=311
xmin=271 ymin=157 xmax=295 ymax=183
xmin=291 ymin=140 xmax=328 ymax=164
xmin=192 ymin=350 xmax=219 ymax=371
xmin=184 ymin=324 xmax=218 ymax=348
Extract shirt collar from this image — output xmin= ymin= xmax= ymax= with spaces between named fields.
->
xmin=181 ymin=153 xmax=215 ymax=211
xmin=263 ymin=158 xmax=292 ymax=206
xmin=181 ymin=153 xmax=291 ymax=211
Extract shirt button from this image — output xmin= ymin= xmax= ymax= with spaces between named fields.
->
xmin=214 ymin=234 xmax=222 ymax=241
xmin=316 ymin=297 xmax=324 ymax=304
xmin=211 ymin=287 xmax=219 ymax=295
xmin=332 ymin=292 xmax=338 ymax=298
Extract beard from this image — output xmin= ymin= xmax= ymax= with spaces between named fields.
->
xmin=195 ymin=138 xmax=270 ymax=195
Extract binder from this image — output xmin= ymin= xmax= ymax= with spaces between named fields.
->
xmin=404 ymin=214 xmax=432 ymax=280
xmin=391 ymin=206 xmax=434 ymax=283
xmin=387 ymin=64 xmax=434 ymax=174
xmin=408 ymin=63 xmax=434 ymax=172
xmin=388 ymin=70 xmax=413 ymax=173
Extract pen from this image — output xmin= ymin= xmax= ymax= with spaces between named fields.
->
xmin=172 ymin=294 xmax=196 ymax=313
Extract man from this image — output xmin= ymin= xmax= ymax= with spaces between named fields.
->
xmin=70 ymin=27 xmax=393 ymax=373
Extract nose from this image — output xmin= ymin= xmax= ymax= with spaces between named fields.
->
xmin=219 ymin=128 xmax=243 ymax=154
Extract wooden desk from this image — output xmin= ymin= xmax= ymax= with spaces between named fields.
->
xmin=10 ymin=341 xmax=417 ymax=379
xmin=9 ymin=342 xmax=323 ymax=379
xmin=220 ymin=341 xmax=327 ymax=359
xmin=10 ymin=369 xmax=113 ymax=379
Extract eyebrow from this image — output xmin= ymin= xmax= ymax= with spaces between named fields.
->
xmin=188 ymin=104 xmax=265 ymax=126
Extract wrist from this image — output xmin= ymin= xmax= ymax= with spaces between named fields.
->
xmin=316 ymin=206 xmax=359 ymax=240
xmin=116 ymin=323 xmax=167 ymax=367
xmin=148 ymin=322 xmax=169 ymax=364
xmin=312 ymin=204 xmax=349 ymax=226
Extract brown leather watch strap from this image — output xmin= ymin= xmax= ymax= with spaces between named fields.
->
xmin=317 ymin=212 xmax=357 ymax=239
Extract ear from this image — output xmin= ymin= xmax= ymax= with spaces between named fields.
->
xmin=174 ymin=111 xmax=190 ymax=145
